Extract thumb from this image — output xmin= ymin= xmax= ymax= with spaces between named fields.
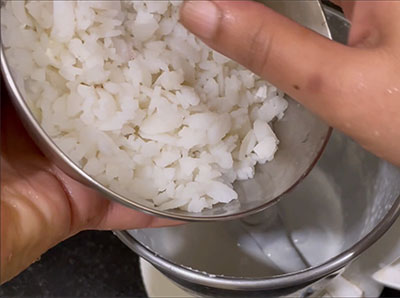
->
xmin=180 ymin=0 xmax=353 ymax=114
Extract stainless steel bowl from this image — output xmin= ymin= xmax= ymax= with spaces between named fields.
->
xmin=117 ymin=131 xmax=400 ymax=297
xmin=115 ymin=7 xmax=400 ymax=297
xmin=0 ymin=0 xmax=331 ymax=220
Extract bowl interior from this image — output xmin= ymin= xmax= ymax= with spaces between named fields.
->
xmin=127 ymin=131 xmax=400 ymax=278
xmin=1 ymin=0 xmax=330 ymax=220
xmin=119 ymin=5 xmax=400 ymax=296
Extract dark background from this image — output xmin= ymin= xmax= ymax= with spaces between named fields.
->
xmin=1 ymin=231 xmax=147 ymax=297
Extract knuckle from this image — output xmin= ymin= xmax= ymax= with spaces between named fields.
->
xmin=245 ymin=19 xmax=273 ymax=76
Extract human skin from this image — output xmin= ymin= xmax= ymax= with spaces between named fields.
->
xmin=180 ymin=0 xmax=400 ymax=166
xmin=0 ymin=84 xmax=179 ymax=283
xmin=2 ymin=0 xmax=400 ymax=285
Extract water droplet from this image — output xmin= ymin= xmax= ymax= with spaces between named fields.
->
xmin=387 ymin=87 xmax=400 ymax=95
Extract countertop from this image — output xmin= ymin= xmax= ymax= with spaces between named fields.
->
xmin=1 ymin=231 xmax=146 ymax=297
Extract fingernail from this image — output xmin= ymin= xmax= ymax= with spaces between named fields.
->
xmin=181 ymin=0 xmax=221 ymax=40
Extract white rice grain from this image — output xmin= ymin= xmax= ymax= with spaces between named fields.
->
xmin=1 ymin=0 xmax=288 ymax=212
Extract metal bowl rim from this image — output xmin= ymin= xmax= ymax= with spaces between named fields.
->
xmin=0 ymin=0 xmax=332 ymax=221
xmin=115 ymin=194 xmax=400 ymax=291
xmin=115 ymin=5 xmax=400 ymax=291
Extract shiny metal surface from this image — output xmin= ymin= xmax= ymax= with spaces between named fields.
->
xmin=115 ymin=7 xmax=400 ymax=297
xmin=117 ymin=133 xmax=400 ymax=296
xmin=0 ymin=0 xmax=331 ymax=220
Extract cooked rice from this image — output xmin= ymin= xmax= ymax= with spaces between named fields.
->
xmin=1 ymin=1 xmax=288 ymax=212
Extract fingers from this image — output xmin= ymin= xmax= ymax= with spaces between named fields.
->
xmin=180 ymin=0 xmax=350 ymax=108
xmin=93 ymin=202 xmax=183 ymax=231
xmin=179 ymin=1 xmax=380 ymax=134
xmin=53 ymin=166 xmax=183 ymax=232
xmin=347 ymin=1 xmax=400 ymax=48
xmin=181 ymin=1 xmax=400 ymax=166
